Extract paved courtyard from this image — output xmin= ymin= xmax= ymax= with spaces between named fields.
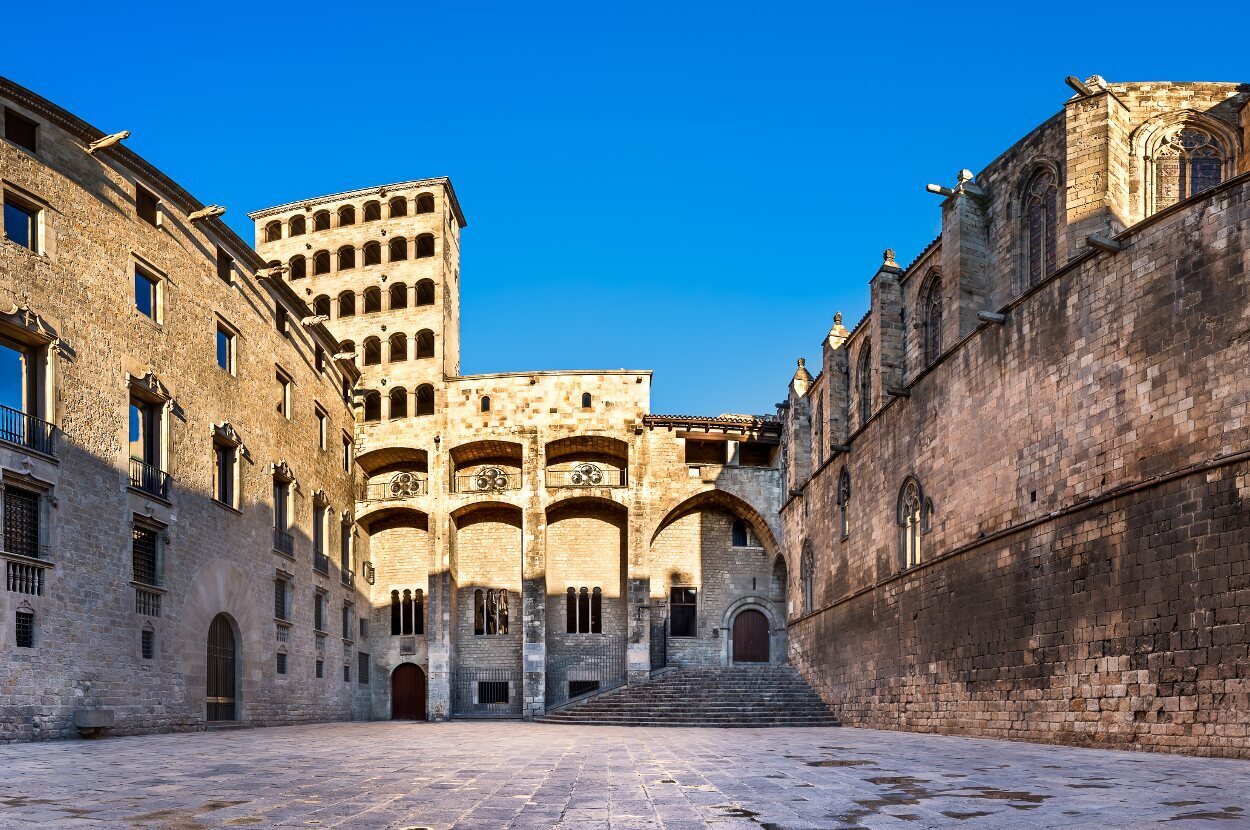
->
xmin=1 ymin=722 xmax=1248 ymax=830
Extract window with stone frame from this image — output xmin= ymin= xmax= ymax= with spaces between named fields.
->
xmin=0 ymin=330 xmax=50 ymax=452
xmin=836 ymin=467 xmax=851 ymax=539
xmin=313 ymin=590 xmax=327 ymax=633
xmin=290 ymin=256 xmax=307 ymax=280
xmin=473 ymin=588 xmax=509 ymax=635
xmin=856 ymin=343 xmax=872 ymax=427
xmin=921 ymin=274 xmax=943 ymax=366
xmin=15 ymin=609 xmax=34 ymax=648
xmin=1022 ymin=167 xmax=1057 ymax=289
xmin=565 ymin=586 xmax=602 ymax=634
xmin=131 ymin=523 xmax=161 ymax=587
xmin=3 ymin=484 xmax=41 ymax=559
xmin=669 ymin=587 xmax=697 ymax=637
xmin=141 ymin=627 xmax=155 ymax=660
xmin=313 ymin=250 xmax=331 ymax=275
xmin=415 ymin=279 xmax=435 ymax=306
xmin=898 ymin=477 xmax=923 ymax=569
xmin=135 ymin=184 xmax=160 ymax=227
xmin=3 ymin=191 xmax=40 ymax=253
xmin=212 ymin=437 xmax=238 ymax=509
xmin=313 ymin=210 xmax=330 ymax=231
xmin=276 ymin=651 xmax=287 ymax=674
xmin=4 ymin=107 xmax=38 ymax=153
xmin=363 ymin=287 xmax=382 ymax=314
xmin=274 ymin=576 xmax=291 ymax=621
xmin=1153 ymin=127 xmax=1226 ymax=213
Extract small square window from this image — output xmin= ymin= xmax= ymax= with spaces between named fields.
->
xmin=4 ymin=108 xmax=37 ymax=153
xmin=15 ymin=610 xmax=34 ymax=648
xmin=216 ymin=324 xmax=236 ymax=375
xmin=276 ymin=652 xmax=288 ymax=675
xmin=315 ymin=659 xmax=324 ymax=679
xmin=141 ymin=629 xmax=154 ymax=660
xmin=216 ymin=247 xmax=234 ymax=284
xmin=3 ymin=195 xmax=38 ymax=252
xmin=134 ymin=268 xmax=159 ymax=321
xmin=136 ymin=185 xmax=160 ymax=226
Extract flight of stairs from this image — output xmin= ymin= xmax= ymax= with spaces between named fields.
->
xmin=538 ymin=664 xmax=840 ymax=727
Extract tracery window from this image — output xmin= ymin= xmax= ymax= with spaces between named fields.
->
xmin=836 ymin=467 xmax=851 ymax=539
xmin=857 ymin=343 xmax=872 ymax=426
xmin=474 ymin=588 xmax=509 ymax=635
xmin=898 ymin=477 xmax=923 ymax=569
xmin=1023 ymin=168 xmax=1057 ymax=288
xmin=1153 ymin=127 xmax=1225 ymax=212
xmin=921 ymin=275 xmax=943 ymax=366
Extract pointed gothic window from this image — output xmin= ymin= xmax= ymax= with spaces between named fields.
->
xmin=800 ymin=543 xmax=814 ymax=615
xmin=898 ymin=478 xmax=923 ymax=569
xmin=857 ymin=343 xmax=872 ymax=426
xmin=1153 ymin=127 xmax=1226 ymax=213
xmin=1023 ymin=168 xmax=1057 ymax=288
xmin=836 ymin=467 xmax=851 ymax=539
xmin=922 ymin=275 xmax=943 ymax=366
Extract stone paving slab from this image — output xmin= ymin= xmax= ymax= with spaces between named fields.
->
xmin=1 ymin=722 xmax=1248 ymax=829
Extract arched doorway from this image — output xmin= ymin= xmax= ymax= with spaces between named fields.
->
xmin=732 ymin=609 xmax=770 ymax=663
xmin=392 ymin=663 xmax=426 ymax=720
xmin=206 ymin=614 xmax=237 ymax=721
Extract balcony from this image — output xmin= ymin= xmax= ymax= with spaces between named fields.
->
xmin=135 ymin=587 xmax=162 ymax=617
xmin=5 ymin=555 xmax=46 ymax=596
xmin=453 ymin=467 xmax=521 ymax=494
xmin=273 ymin=527 xmax=294 ymax=557
xmin=359 ymin=471 xmax=427 ymax=502
xmin=341 ymin=567 xmax=355 ymax=589
xmin=129 ymin=458 xmax=170 ymax=499
xmin=546 ymin=463 xmax=626 ymax=488
xmin=313 ymin=549 xmax=330 ymax=575
xmin=0 ymin=404 xmax=56 ymax=457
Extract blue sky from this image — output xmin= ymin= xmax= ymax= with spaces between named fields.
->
xmin=4 ymin=2 xmax=1244 ymax=415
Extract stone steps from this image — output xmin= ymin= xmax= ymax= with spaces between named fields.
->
xmin=539 ymin=664 xmax=839 ymax=728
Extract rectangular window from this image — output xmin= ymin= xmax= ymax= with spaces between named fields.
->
xmin=134 ymin=267 xmax=159 ymax=321
xmin=342 ymin=434 xmax=352 ymax=472
xmin=478 ymin=681 xmax=509 ymax=705
xmin=216 ymin=324 xmax=236 ymax=375
xmin=128 ymin=398 xmax=159 ymax=466
xmin=132 ymin=525 xmax=159 ymax=587
xmin=276 ymin=370 xmax=291 ymax=419
xmin=344 ymin=664 xmax=351 ymax=683
xmin=4 ymin=485 xmax=40 ymax=559
xmin=315 ymin=346 xmax=326 ymax=374
xmin=360 ymin=618 xmax=369 ymax=639
xmin=0 ymin=334 xmax=49 ymax=453
xmin=3 ymin=194 xmax=38 ymax=252
xmin=15 ymin=610 xmax=34 ymax=648
xmin=4 ymin=108 xmax=38 ymax=153
xmin=136 ymin=184 xmax=159 ymax=226
xmin=737 ymin=441 xmax=775 ymax=468
xmin=213 ymin=442 xmax=236 ymax=508
xmin=216 ymin=246 xmax=233 ymax=284
xmin=342 ymin=603 xmax=351 ymax=639
xmin=357 ymin=652 xmax=369 ymax=684
xmin=276 ymin=652 xmax=287 ymax=674
xmin=314 ymin=591 xmax=326 ymax=632
xmin=316 ymin=407 xmax=327 ymax=450
xmin=275 ymin=306 xmax=289 ymax=337
xmin=685 ymin=439 xmax=727 ymax=465
xmin=315 ymin=659 xmax=323 ymax=679
xmin=339 ymin=520 xmax=351 ymax=576
xmin=670 ymin=587 xmax=697 ymax=638
xmin=141 ymin=629 xmax=154 ymax=660
xmin=274 ymin=578 xmax=289 ymax=621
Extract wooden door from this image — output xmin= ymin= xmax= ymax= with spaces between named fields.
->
xmin=732 ymin=609 xmax=770 ymax=663
xmin=206 ymin=614 xmax=237 ymax=721
xmin=392 ymin=663 xmax=426 ymax=720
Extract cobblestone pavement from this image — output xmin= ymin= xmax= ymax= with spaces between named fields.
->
xmin=2 ymin=722 xmax=1249 ymax=829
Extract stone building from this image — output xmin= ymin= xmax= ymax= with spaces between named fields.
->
xmin=779 ymin=77 xmax=1250 ymax=758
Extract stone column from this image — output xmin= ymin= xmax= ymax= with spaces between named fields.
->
xmin=521 ymin=433 xmax=545 ymax=720
xmin=425 ymin=439 xmax=451 ymax=720
xmin=626 ymin=428 xmax=651 ymax=682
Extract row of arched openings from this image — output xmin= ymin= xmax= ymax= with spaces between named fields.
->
xmin=362 ymin=386 xmax=434 ymax=421
xmin=314 ymin=280 xmax=435 ymax=319
xmin=345 ymin=331 xmax=435 ymax=365
xmin=390 ymin=589 xmax=424 ymax=635
xmin=291 ymin=235 xmax=436 ymax=277
xmin=264 ymin=194 xmax=435 ymax=241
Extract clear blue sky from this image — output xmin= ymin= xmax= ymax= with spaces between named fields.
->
xmin=4 ymin=2 xmax=1243 ymax=415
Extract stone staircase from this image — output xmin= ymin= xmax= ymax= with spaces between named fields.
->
xmin=538 ymin=664 xmax=840 ymax=727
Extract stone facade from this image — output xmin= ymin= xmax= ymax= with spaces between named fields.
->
xmin=780 ymin=77 xmax=1250 ymax=758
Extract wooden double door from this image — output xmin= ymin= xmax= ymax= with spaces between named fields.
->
xmin=732 ymin=609 xmax=770 ymax=663
xmin=392 ymin=663 xmax=427 ymax=720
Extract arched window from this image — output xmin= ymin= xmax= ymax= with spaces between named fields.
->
xmin=480 ymin=395 xmax=491 ymax=412
xmin=363 ymin=241 xmax=381 ymax=266
xmin=363 ymin=201 xmax=381 ymax=222
xmin=389 ymin=237 xmax=408 ymax=262
xmin=1153 ymin=127 xmax=1226 ymax=213
xmin=415 ymin=329 xmax=434 ymax=359
xmin=413 ymin=589 xmax=424 ymax=635
xmin=363 ymin=287 xmax=382 ymax=314
xmin=314 ymin=295 xmax=331 ymax=317
xmin=857 ymin=342 xmax=872 ymax=426
xmin=337 ymin=246 xmax=355 ymax=271
xmin=416 ymin=193 xmax=435 ymax=214
xmin=389 ymin=332 xmax=407 ymax=362
xmin=338 ymin=291 xmax=356 ymax=318
xmin=338 ymin=205 xmax=355 ymax=227
xmin=415 ymin=384 xmax=434 ymax=416
xmin=288 ymin=256 xmax=306 ymax=280
xmin=388 ymin=196 xmax=408 ymax=218
xmin=363 ymin=337 xmax=381 ymax=366
xmin=800 ymin=543 xmax=814 ymax=615
xmin=581 ymin=392 xmax=592 ymax=409
xmin=313 ymin=210 xmax=330 ymax=231
xmin=731 ymin=518 xmax=757 ymax=548
xmin=898 ymin=477 xmax=923 ymax=569
xmin=363 ymin=391 xmax=381 ymax=422
xmin=474 ymin=588 xmax=509 ymax=635
xmin=288 ymin=215 xmax=306 ymax=236
xmin=415 ymin=279 xmax=435 ymax=306
xmin=313 ymin=250 xmax=331 ymax=275
xmin=836 ymin=467 xmax=851 ymax=539
xmin=339 ymin=340 xmax=355 ymax=356
xmin=389 ymin=387 xmax=408 ymax=418
xmin=415 ymin=234 xmax=435 ymax=258
xmin=264 ymin=221 xmax=282 ymax=242
xmin=389 ymin=282 xmax=407 ymax=309
xmin=1022 ymin=167 xmax=1057 ymax=288
xmin=565 ymin=586 xmax=602 ymax=634
xmin=921 ymin=274 xmax=943 ymax=366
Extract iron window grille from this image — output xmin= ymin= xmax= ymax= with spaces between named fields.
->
xmin=131 ymin=526 xmax=159 ymax=587
xmin=141 ymin=629 xmax=154 ymax=660
xmin=4 ymin=486 xmax=40 ymax=559
xmin=16 ymin=609 xmax=34 ymax=648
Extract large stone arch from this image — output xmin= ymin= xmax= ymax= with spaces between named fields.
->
xmin=648 ymin=488 xmax=778 ymax=556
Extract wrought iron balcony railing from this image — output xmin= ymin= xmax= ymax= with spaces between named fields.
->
xmin=0 ymin=404 xmax=55 ymax=456
xmin=341 ymin=567 xmax=355 ymax=588
xmin=359 ymin=471 xmax=427 ymax=502
xmin=273 ymin=527 xmax=294 ymax=556
xmin=313 ymin=550 xmax=330 ymax=575
xmin=129 ymin=458 xmax=170 ymax=499
xmin=545 ymin=464 xmax=626 ymax=488
xmin=454 ymin=467 xmax=521 ymax=494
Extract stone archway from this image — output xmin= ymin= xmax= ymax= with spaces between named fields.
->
xmin=721 ymin=596 xmax=785 ymax=666
xmin=206 ymin=613 xmax=238 ymax=722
